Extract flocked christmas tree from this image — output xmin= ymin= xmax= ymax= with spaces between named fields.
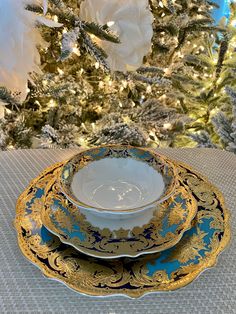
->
xmin=0 ymin=0 xmax=236 ymax=152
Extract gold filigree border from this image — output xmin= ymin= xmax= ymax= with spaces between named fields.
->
xmin=14 ymin=157 xmax=231 ymax=298
xmin=41 ymin=169 xmax=198 ymax=259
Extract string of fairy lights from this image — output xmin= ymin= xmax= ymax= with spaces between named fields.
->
xmin=3 ymin=0 xmax=236 ymax=150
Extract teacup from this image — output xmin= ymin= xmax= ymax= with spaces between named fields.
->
xmin=59 ymin=145 xmax=177 ymax=230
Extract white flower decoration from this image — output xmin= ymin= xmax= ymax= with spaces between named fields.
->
xmin=0 ymin=0 xmax=61 ymax=102
xmin=79 ymin=0 xmax=154 ymax=72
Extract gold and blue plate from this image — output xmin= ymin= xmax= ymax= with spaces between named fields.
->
xmin=14 ymin=161 xmax=230 ymax=298
xmin=41 ymin=171 xmax=197 ymax=258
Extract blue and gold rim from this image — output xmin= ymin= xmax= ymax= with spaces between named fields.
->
xmin=59 ymin=145 xmax=178 ymax=213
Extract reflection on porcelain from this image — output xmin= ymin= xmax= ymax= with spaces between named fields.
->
xmin=41 ymin=168 xmax=197 ymax=258
xmin=15 ymin=161 xmax=230 ymax=298
xmin=72 ymin=158 xmax=166 ymax=210
xmin=59 ymin=146 xmax=177 ymax=230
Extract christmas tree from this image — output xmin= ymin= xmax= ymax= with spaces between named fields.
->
xmin=0 ymin=0 xmax=236 ymax=152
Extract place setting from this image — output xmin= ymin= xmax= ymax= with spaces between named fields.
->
xmin=14 ymin=145 xmax=231 ymax=298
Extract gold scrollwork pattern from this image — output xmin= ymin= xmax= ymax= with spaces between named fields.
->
xmin=15 ymin=160 xmax=230 ymax=298
xmin=41 ymin=167 xmax=198 ymax=258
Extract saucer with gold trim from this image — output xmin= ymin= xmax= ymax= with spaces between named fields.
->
xmin=41 ymin=170 xmax=197 ymax=259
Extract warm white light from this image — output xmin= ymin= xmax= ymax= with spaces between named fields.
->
xmin=107 ymin=21 xmax=115 ymax=27
xmin=72 ymin=47 xmax=80 ymax=56
xmin=57 ymin=68 xmax=64 ymax=75
xmin=99 ymin=81 xmax=104 ymax=88
xmin=231 ymin=19 xmax=236 ymax=27
xmin=146 ymin=85 xmax=152 ymax=93
xmin=160 ymin=94 xmax=167 ymax=100
xmin=49 ymin=99 xmax=57 ymax=108
xmin=164 ymin=68 xmax=172 ymax=75
xmin=122 ymin=80 xmax=128 ymax=88
xmin=163 ymin=123 xmax=171 ymax=130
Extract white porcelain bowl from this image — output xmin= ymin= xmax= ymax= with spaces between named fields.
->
xmin=59 ymin=145 xmax=176 ymax=230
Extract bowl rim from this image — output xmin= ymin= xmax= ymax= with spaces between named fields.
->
xmin=58 ymin=144 xmax=178 ymax=214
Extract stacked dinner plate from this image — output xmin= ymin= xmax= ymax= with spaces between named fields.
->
xmin=14 ymin=145 xmax=230 ymax=298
